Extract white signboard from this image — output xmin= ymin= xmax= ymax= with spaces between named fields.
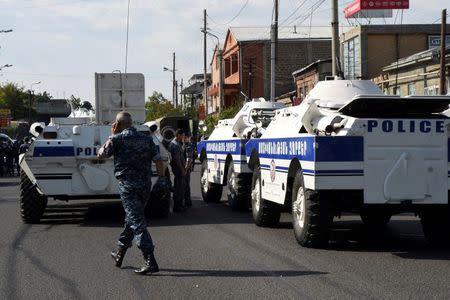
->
xmin=95 ymin=73 xmax=145 ymax=124
xmin=428 ymin=35 xmax=450 ymax=49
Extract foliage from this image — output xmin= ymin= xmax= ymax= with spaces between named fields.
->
xmin=0 ymin=83 xmax=28 ymax=120
xmin=0 ymin=82 xmax=83 ymax=122
xmin=202 ymin=105 xmax=241 ymax=136
xmin=69 ymin=95 xmax=82 ymax=110
xmin=145 ymin=91 xmax=183 ymax=121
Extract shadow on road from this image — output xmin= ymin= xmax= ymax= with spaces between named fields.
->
xmin=325 ymin=218 xmax=450 ymax=260
xmin=39 ymin=198 xmax=254 ymax=228
xmin=37 ymin=200 xmax=450 ymax=261
xmin=120 ymin=267 xmax=328 ymax=278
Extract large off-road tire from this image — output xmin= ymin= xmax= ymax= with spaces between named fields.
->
xmin=420 ymin=208 xmax=450 ymax=246
xmin=145 ymin=168 xmax=171 ymax=219
xmin=227 ymin=162 xmax=251 ymax=211
xmin=251 ymin=165 xmax=281 ymax=227
xmin=200 ymin=159 xmax=223 ymax=203
xmin=20 ymin=170 xmax=48 ymax=224
xmin=360 ymin=209 xmax=391 ymax=227
xmin=291 ymin=172 xmax=332 ymax=248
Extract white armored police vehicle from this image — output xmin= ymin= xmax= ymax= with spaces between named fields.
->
xmin=197 ymin=99 xmax=284 ymax=210
xmin=245 ymin=80 xmax=450 ymax=247
xmin=19 ymin=73 xmax=171 ymax=223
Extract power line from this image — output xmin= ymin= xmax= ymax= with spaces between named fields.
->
xmin=0 ymin=0 xmax=86 ymax=10
xmin=207 ymin=0 xmax=249 ymax=26
xmin=125 ymin=0 xmax=131 ymax=73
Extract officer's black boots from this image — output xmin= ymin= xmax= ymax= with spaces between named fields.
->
xmin=111 ymin=247 xmax=127 ymax=268
xmin=135 ymin=252 xmax=159 ymax=275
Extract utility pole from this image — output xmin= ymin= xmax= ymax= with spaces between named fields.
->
xmin=440 ymin=9 xmax=447 ymax=95
xmin=203 ymin=9 xmax=208 ymax=116
xmin=180 ymin=78 xmax=184 ymax=109
xmin=248 ymin=59 xmax=254 ymax=100
xmin=331 ymin=0 xmax=340 ymax=77
xmin=173 ymin=52 xmax=176 ymax=107
xmin=218 ymin=47 xmax=224 ymax=112
xmin=270 ymin=0 xmax=278 ymax=102
xmin=175 ymin=80 xmax=178 ymax=107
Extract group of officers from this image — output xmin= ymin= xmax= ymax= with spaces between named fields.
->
xmin=168 ymin=128 xmax=195 ymax=212
xmin=0 ymin=137 xmax=30 ymax=177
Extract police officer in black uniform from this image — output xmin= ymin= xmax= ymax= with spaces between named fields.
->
xmin=169 ymin=129 xmax=187 ymax=212
xmin=183 ymin=135 xmax=194 ymax=207
xmin=98 ymin=111 xmax=166 ymax=275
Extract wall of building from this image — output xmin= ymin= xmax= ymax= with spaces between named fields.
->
xmin=209 ymin=48 xmax=221 ymax=113
xmin=367 ymin=34 xmax=427 ymax=79
xmin=263 ymin=40 xmax=331 ymax=99
xmin=240 ymin=43 xmax=265 ymax=99
xmin=341 ymin=25 xmax=450 ymax=81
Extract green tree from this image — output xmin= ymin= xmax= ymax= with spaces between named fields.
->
xmin=145 ymin=91 xmax=182 ymax=121
xmin=202 ymin=105 xmax=241 ymax=136
xmin=69 ymin=95 xmax=82 ymax=111
xmin=0 ymin=83 xmax=28 ymax=120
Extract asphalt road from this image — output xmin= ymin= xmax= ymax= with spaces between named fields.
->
xmin=1 ymin=170 xmax=450 ymax=300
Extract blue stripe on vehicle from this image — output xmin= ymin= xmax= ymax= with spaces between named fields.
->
xmin=33 ymin=146 xmax=75 ymax=157
xmin=260 ymin=165 xmax=363 ymax=176
xmin=245 ymin=136 xmax=363 ymax=162
xmin=316 ymin=136 xmax=364 ymax=162
xmin=197 ymin=140 xmax=246 ymax=155
xmin=303 ymin=169 xmax=364 ymax=176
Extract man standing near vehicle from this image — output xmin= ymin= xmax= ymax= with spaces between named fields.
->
xmin=169 ymin=129 xmax=187 ymax=212
xmin=97 ymin=111 xmax=166 ymax=275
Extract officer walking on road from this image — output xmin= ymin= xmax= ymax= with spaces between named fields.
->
xmin=169 ymin=129 xmax=187 ymax=212
xmin=97 ymin=111 xmax=166 ymax=275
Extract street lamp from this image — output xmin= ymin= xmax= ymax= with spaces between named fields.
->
xmin=0 ymin=64 xmax=12 ymax=71
xmin=163 ymin=57 xmax=178 ymax=107
xmin=28 ymin=81 xmax=41 ymax=124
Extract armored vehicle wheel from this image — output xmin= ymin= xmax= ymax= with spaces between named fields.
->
xmin=360 ymin=209 xmax=391 ymax=227
xmin=227 ymin=162 xmax=250 ymax=211
xmin=291 ymin=172 xmax=332 ymax=248
xmin=251 ymin=165 xmax=281 ymax=227
xmin=200 ymin=159 xmax=223 ymax=203
xmin=420 ymin=208 xmax=450 ymax=246
xmin=20 ymin=170 xmax=48 ymax=224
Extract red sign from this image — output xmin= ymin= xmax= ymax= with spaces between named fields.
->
xmin=344 ymin=0 xmax=409 ymax=18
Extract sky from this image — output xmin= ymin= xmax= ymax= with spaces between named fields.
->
xmin=0 ymin=0 xmax=448 ymax=104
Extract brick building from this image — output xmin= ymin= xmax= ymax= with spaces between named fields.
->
xmin=340 ymin=24 xmax=450 ymax=81
xmin=377 ymin=46 xmax=450 ymax=96
xmin=216 ymin=27 xmax=331 ymax=107
xmin=292 ymin=59 xmax=332 ymax=105
xmin=207 ymin=45 xmax=223 ymax=114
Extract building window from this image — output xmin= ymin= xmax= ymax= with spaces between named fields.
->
xmin=231 ymin=53 xmax=238 ymax=75
xmin=225 ymin=58 xmax=231 ymax=77
xmin=407 ymin=83 xmax=416 ymax=96
xmin=425 ymin=85 xmax=439 ymax=96
xmin=343 ymin=36 xmax=361 ymax=80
